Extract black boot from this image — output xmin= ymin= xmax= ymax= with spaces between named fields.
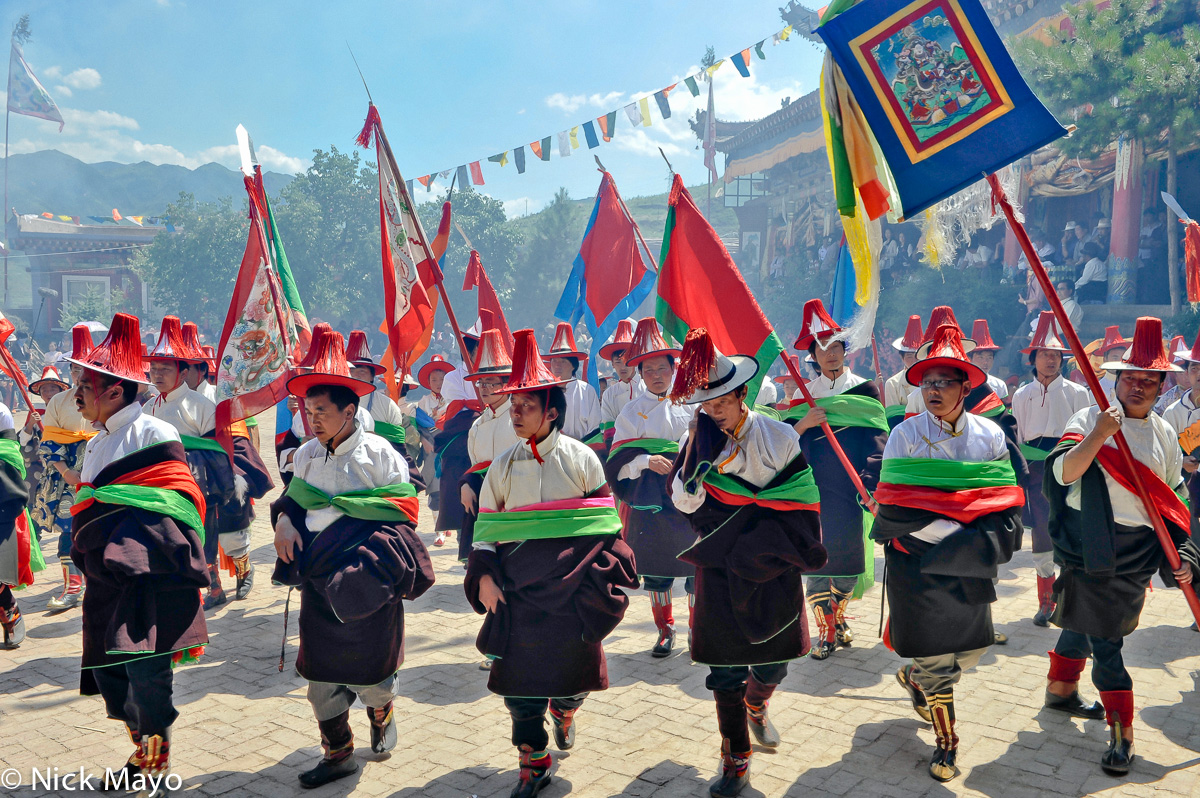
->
xmin=549 ymin=703 xmax=577 ymax=751
xmin=709 ymin=739 xmax=751 ymax=797
xmin=896 ymin=665 xmax=932 ymax=722
xmin=367 ymin=703 xmax=396 ymax=754
xmin=1099 ymin=691 xmax=1135 ymax=775
xmin=202 ymin=564 xmax=227 ymax=611
xmin=1044 ymin=689 xmax=1105 ymax=719
xmin=1 ymin=601 xmax=24 ymax=649
xmin=300 ymin=711 xmax=358 ymax=788
xmin=234 ymin=557 xmax=254 ymax=600
xmin=745 ymin=676 xmax=780 ymax=748
xmin=509 ymin=745 xmax=552 ymax=798
xmin=927 ymin=692 xmax=959 ymax=782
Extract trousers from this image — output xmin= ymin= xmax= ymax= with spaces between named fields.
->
xmin=706 ymin=661 xmax=789 ymax=692
xmin=306 ymin=673 xmax=400 ymax=723
xmin=908 ymin=647 xmax=986 ymax=695
xmin=1053 ymin=629 xmax=1132 ymax=691
xmin=91 ymin=654 xmax=178 ymax=737
xmin=504 ymin=694 xmax=587 ymax=750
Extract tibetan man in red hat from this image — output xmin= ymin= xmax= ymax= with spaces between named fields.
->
xmin=872 ymin=323 xmax=1025 ymax=783
xmin=271 ymin=330 xmax=434 ymax=788
xmin=967 ymin=318 xmax=1009 ymax=403
xmin=543 ymin=321 xmax=602 ymax=446
xmin=463 ymin=329 xmax=636 ymax=798
xmin=883 ymin=314 xmax=923 ymax=427
xmin=1042 ymin=316 xmax=1199 ymax=777
xmin=27 ymin=324 xmax=96 ymax=614
xmin=598 ymin=319 xmax=646 ymax=449
xmin=784 ymin=299 xmax=886 ymax=661
xmin=603 ymin=317 xmax=693 ymax=658
xmin=346 ymin=330 xmax=408 ymax=454
xmin=67 ymin=313 xmax=209 ymax=789
xmin=1011 ymin=311 xmax=1094 ymax=627
xmin=669 ymin=329 xmax=826 ymax=798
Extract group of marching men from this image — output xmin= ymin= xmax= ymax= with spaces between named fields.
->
xmin=1 ymin=298 xmax=1198 ymax=798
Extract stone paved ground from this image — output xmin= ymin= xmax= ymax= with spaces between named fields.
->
xmin=1 ymin=407 xmax=1199 ymax=797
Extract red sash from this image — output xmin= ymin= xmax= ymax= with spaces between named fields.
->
xmin=72 ymin=459 xmax=207 ymax=522
xmin=872 ymin=483 xmax=1026 ymax=524
xmin=1060 ymin=432 xmax=1190 ymax=533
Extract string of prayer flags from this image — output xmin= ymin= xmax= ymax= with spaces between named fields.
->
xmin=488 ymin=152 xmax=509 ymax=168
xmin=598 ymin=111 xmax=616 ymax=142
xmin=583 ymin=120 xmax=599 ymax=148
xmin=654 ymin=86 xmax=675 ymax=119
xmin=469 ymin=161 xmax=485 ymax=185
xmin=514 ymin=146 xmax=526 ymax=174
xmin=455 ymin=165 xmax=469 ymax=190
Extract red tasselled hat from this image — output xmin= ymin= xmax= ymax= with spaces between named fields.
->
xmin=1022 ymin=311 xmax=1070 ymax=354
xmin=147 ymin=316 xmax=204 ymax=363
xmin=497 ymin=329 xmax=571 ymax=394
xmin=179 ymin=321 xmax=207 ymax=363
xmin=286 ymin=331 xmax=376 ymax=397
xmin=544 ymin=322 xmax=587 ymax=361
xmin=1096 ymin=325 xmax=1131 ymax=357
xmin=467 ymin=329 xmax=514 ymax=381
xmin=907 ymin=324 xmax=987 ymax=388
xmin=293 ymin=323 xmax=333 ymax=373
xmin=1168 ymin=334 xmax=1187 ymax=363
xmin=29 ymin=365 xmax=69 ymax=393
xmin=969 ymin=319 xmax=1001 ymax=351
xmin=68 ymin=313 xmax=152 ymax=385
xmin=1175 ymin=330 xmax=1200 ymax=364
xmin=70 ymin=324 xmax=95 ymax=361
xmin=793 ymin=299 xmax=841 ymax=351
xmin=624 ymin=317 xmax=681 ymax=368
xmin=892 ymin=315 xmax=923 ymax=353
xmin=921 ymin=306 xmax=969 ymax=346
xmin=345 ymin=330 xmax=385 ymax=377
xmin=1101 ymin=316 xmax=1182 ymax=373
xmin=669 ymin=327 xmax=759 ymax=405
xmin=599 ymin=319 xmax=636 ymax=361
xmin=417 ymin=354 xmax=455 ymax=390
xmin=201 ymin=345 xmax=217 ymax=372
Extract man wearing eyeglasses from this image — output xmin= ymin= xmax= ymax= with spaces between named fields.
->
xmin=872 ymin=323 xmax=1025 ymax=783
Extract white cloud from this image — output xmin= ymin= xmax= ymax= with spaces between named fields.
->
xmin=255 ymin=145 xmax=307 ymax=174
xmin=62 ymin=68 xmax=102 ymax=90
xmin=545 ymin=90 xmax=625 ymax=114
xmin=41 ymin=65 xmax=62 ymax=81
xmin=62 ymin=108 xmax=140 ymax=131
xmin=53 ymin=85 xmax=72 ymax=98
xmin=502 ymin=196 xmax=535 ymax=218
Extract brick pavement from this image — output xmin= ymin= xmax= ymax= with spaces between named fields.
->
xmin=1 ymin=407 xmax=1198 ymax=797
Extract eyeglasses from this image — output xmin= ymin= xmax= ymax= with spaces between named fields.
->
xmin=920 ymin=379 xmax=964 ymax=391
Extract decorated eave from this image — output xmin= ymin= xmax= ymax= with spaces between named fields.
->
xmin=10 ymin=212 xmax=170 ymax=249
xmin=691 ymin=89 xmax=825 ymax=183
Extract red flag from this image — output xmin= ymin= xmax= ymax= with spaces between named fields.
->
xmin=469 ymin=161 xmax=485 ymax=185
xmin=462 ymin=250 xmax=513 ymax=355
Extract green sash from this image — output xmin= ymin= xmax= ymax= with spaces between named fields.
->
xmin=702 ymin=465 xmax=821 ymax=507
xmin=607 ymin=437 xmax=680 ymax=460
xmin=373 ymin=420 xmax=407 ymax=446
xmin=1020 ymin=442 xmax=1054 ymax=462
xmin=179 ymin=435 xmax=227 ymax=454
xmin=977 ymin=404 xmax=1005 ymax=419
xmin=473 ymin=499 xmax=622 ymax=544
xmin=753 ymin=404 xmax=782 ymax=421
xmin=0 ymin=437 xmax=26 ymax=479
xmin=783 ymin=394 xmax=888 ymax=432
xmin=880 ymin=457 xmax=1018 ymax=489
xmin=884 ymin=404 xmax=907 ymax=422
xmin=74 ymin=484 xmax=206 ymax=541
xmin=284 ymin=478 xmax=418 ymax=523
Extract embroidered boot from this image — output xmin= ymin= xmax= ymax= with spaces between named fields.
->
xmin=102 ymin=725 xmax=143 ymax=792
xmin=137 ymin=728 xmax=171 ymax=798
xmin=1033 ymin=575 xmax=1056 ymax=627
xmin=710 ymin=738 xmax=751 ymax=797
xmin=299 ymin=710 xmax=357 ymax=788
xmin=712 ymin=686 xmax=751 ymax=795
xmin=510 ymin=744 xmax=552 ymax=798
xmin=47 ymin=563 xmax=84 ymax=612
xmin=233 ymin=555 xmax=254 ymax=600
xmin=367 ymin=702 xmax=397 ymax=754
xmin=744 ymin=676 xmax=780 ymax=747
xmin=831 ymin=583 xmax=854 ymax=646
xmin=202 ymin=563 xmax=227 ymax=611
xmin=895 ymin=664 xmax=931 ymax=722
xmin=649 ymin=589 xmax=676 ymax=657
xmin=807 ymin=591 xmax=837 ymax=660
xmin=549 ymin=703 xmax=577 ymax=751
xmin=1 ymin=597 xmax=24 ymax=649
xmin=1099 ymin=690 xmax=1135 ymax=775
xmin=927 ymin=692 xmax=959 ymax=782
xmin=1044 ymin=651 xmax=1104 ymax=719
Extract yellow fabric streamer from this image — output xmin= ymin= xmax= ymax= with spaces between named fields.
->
xmin=42 ymin=426 xmax=97 ymax=445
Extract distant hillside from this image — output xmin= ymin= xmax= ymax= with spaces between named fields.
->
xmin=1 ymin=150 xmax=294 ymax=218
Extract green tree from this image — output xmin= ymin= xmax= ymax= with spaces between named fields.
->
xmin=509 ymin=188 xmax=584 ymax=328
xmin=58 ymin=285 xmax=139 ymax=331
xmin=1013 ymin=0 xmax=1200 ymax=311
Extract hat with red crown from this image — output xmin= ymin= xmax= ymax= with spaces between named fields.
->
xmin=669 ymin=328 xmax=760 ymax=405
xmin=1022 ymin=311 xmax=1071 ymax=354
xmin=969 ymin=319 xmax=1001 ymax=352
xmin=1101 ymin=316 xmax=1182 ymax=373
xmin=179 ymin=321 xmax=207 ymax=364
xmin=467 ymin=329 xmax=514 ymax=381
xmin=920 ymin=306 xmax=972 ymax=347
xmin=907 ymin=324 xmax=987 ymax=388
xmin=201 ymin=345 xmax=217 ymax=373
xmin=29 ymin=365 xmax=69 ymax=393
xmin=417 ymin=354 xmax=456 ymax=390
xmin=1175 ymin=330 xmax=1200 ymax=364
xmin=1168 ymin=334 xmax=1187 ymax=363
xmin=496 ymin=329 xmax=572 ymax=395
xmin=599 ymin=319 xmax=636 ymax=361
xmin=544 ymin=322 xmax=587 ymax=362
xmin=147 ymin=316 xmax=204 ymax=364
xmin=774 ymin=354 xmax=801 ymax=384
xmin=345 ymin=330 xmax=386 ymax=377
xmin=70 ymin=324 xmax=95 ymax=361
xmin=1096 ymin=325 xmax=1131 ymax=358
xmin=293 ymin=323 xmax=332 ymax=373
xmin=624 ymin=317 xmax=682 ymax=368
xmin=892 ymin=315 xmax=923 ymax=353
xmin=68 ymin=313 xmax=153 ymax=385
xmin=286 ymin=331 xmax=376 ymax=397
xmin=793 ymin=299 xmax=842 ymax=351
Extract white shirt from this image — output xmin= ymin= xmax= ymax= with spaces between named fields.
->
xmin=1061 ymin=297 xmax=1083 ymax=329
xmin=292 ymin=422 xmax=410 ymax=533
xmin=1162 ymin=391 xmax=1200 ymax=440
xmin=1053 ymin=405 xmax=1184 ymax=528
xmin=986 ymin=373 xmax=1009 ymax=400
xmin=282 ymin=405 xmax=374 ymax=473
xmin=884 ymin=410 xmax=1009 ymax=544
xmin=441 ymin=365 xmax=474 ymax=406
xmin=363 ymin=388 xmax=406 ymax=429
xmin=884 ymin=369 xmax=914 ymax=408
xmin=81 ymin=400 xmax=180 ymax=483
xmin=41 ymin=389 xmax=89 ymax=432
xmin=468 ymin=399 xmax=520 ymax=465
xmin=1011 ymin=374 xmax=1094 ymax=442
xmin=1099 ymin=373 xmax=1117 ymax=406
xmin=794 ymin=368 xmax=867 ymax=400
xmin=561 ymin=379 xmax=602 ymax=441
xmin=143 ymin=382 xmax=216 ymax=438
xmin=198 ymin=381 xmax=217 ymax=403
xmin=600 ymin=375 xmax=645 ymax=430
xmin=613 ymin=389 xmax=694 ymax=481
xmin=757 ymin=379 xmax=778 ymax=406
xmin=416 ymin=392 xmax=447 ymax=421
xmin=1076 ymin=256 xmax=1107 ymax=288
xmin=671 ymin=409 xmax=802 ymax=514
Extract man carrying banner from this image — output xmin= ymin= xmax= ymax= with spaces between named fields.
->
xmin=143 ymin=316 xmax=237 ymax=610
xmin=1011 ymin=311 xmax=1093 ymax=627
xmin=464 ymin=330 xmax=636 ymax=798
xmin=598 ymin=319 xmax=645 ymax=449
xmin=543 ymin=322 xmax=602 ymax=447
xmin=1042 ymin=317 xmax=1199 ymax=776
xmin=604 ymin=318 xmax=694 ymax=658
xmin=786 ymin=299 xmax=886 ymax=661
xmin=669 ymin=329 xmax=826 ymax=798
xmin=884 ymin=315 xmax=923 ymax=428
xmin=272 ymin=331 xmax=434 ymax=788
xmin=68 ymin=313 xmax=209 ymax=790
xmin=872 ymin=323 xmax=1025 ymax=783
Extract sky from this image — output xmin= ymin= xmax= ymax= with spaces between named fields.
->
xmin=6 ymin=0 xmax=827 ymax=217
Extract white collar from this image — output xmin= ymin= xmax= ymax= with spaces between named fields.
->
xmin=324 ymin=422 xmax=365 ymax=457
xmin=96 ymin=401 xmax=144 ymax=434
xmin=159 ymin=381 xmax=192 ymax=404
xmin=923 ymin=409 xmax=969 ymax=434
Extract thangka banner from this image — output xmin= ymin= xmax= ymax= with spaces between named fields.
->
xmin=816 ymin=0 xmax=1066 ymax=219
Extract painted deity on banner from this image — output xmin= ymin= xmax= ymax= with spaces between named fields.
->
xmin=216 ymin=261 xmax=289 ymax=402
xmin=869 ymin=6 xmax=992 ymax=143
xmin=379 ymin=158 xmax=423 ymax=322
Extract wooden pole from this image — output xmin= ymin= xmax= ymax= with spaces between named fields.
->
xmin=988 ymin=173 xmax=1200 ymax=626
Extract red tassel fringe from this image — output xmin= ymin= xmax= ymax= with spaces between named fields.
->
xmin=670 ymin=328 xmax=715 ymax=403
xmin=355 ymin=104 xmax=380 ymax=150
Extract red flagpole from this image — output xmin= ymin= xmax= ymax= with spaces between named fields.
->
xmin=988 ymin=173 xmax=1200 ymax=626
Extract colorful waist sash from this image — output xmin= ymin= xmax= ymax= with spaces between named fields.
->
xmin=874 ymin=457 xmax=1024 ymax=524
xmin=607 ymin=437 xmax=681 ymax=461
xmin=285 ymin=478 xmax=419 ymax=525
xmin=42 ymin=426 xmax=96 ymax=445
xmin=702 ymin=465 xmax=821 ymax=512
xmin=474 ymin=496 xmax=622 ymax=544
xmin=783 ymin=394 xmax=888 ymax=432
xmin=73 ymin=460 xmax=207 ymax=541
xmin=180 ymin=435 xmax=228 ymax=454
